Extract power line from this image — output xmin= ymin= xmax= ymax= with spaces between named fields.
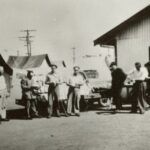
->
xmin=72 ymin=47 xmax=76 ymax=65
xmin=19 ymin=29 xmax=36 ymax=56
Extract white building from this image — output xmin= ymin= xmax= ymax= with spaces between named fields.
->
xmin=94 ymin=5 xmax=150 ymax=72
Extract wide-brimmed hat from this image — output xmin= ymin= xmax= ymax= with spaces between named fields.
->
xmin=109 ymin=62 xmax=116 ymax=68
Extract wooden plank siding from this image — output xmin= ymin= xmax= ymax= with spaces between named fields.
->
xmin=116 ymin=15 xmax=150 ymax=72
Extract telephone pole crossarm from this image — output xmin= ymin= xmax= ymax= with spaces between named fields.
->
xmin=19 ymin=29 xmax=36 ymax=56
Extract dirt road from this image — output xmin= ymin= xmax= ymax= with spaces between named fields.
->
xmin=1 ymin=102 xmax=150 ymax=150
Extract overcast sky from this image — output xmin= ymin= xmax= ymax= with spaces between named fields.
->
xmin=0 ymin=0 xmax=150 ymax=69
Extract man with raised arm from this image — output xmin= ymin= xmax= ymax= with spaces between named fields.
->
xmin=109 ymin=62 xmax=126 ymax=112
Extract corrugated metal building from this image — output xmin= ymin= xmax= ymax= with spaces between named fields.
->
xmin=94 ymin=5 xmax=150 ymax=72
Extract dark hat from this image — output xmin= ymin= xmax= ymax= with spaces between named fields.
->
xmin=27 ymin=70 xmax=34 ymax=77
xmin=109 ymin=62 xmax=116 ymax=67
xmin=27 ymin=70 xmax=33 ymax=73
xmin=135 ymin=62 xmax=141 ymax=66
xmin=145 ymin=62 xmax=150 ymax=67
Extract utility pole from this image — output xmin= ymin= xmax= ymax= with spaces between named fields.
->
xmin=19 ymin=29 xmax=36 ymax=56
xmin=17 ymin=50 xmax=19 ymax=56
xmin=72 ymin=47 xmax=76 ymax=65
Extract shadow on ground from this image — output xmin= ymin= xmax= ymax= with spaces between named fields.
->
xmin=96 ymin=105 xmax=132 ymax=115
xmin=7 ymin=108 xmax=26 ymax=120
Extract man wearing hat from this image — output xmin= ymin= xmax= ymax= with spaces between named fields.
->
xmin=0 ymin=66 xmax=9 ymax=121
xmin=21 ymin=70 xmax=39 ymax=119
xmin=45 ymin=64 xmax=62 ymax=118
xmin=109 ymin=62 xmax=126 ymax=112
xmin=67 ymin=66 xmax=84 ymax=116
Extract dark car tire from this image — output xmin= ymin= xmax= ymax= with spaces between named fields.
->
xmin=98 ymin=98 xmax=111 ymax=107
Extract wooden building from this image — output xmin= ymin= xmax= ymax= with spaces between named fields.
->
xmin=94 ymin=5 xmax=150 ymax=72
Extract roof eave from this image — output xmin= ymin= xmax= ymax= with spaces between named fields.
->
xmin=94 ymin=5 xmax=150 ymax=46
xmin=94 ymin=38 xmax=116 ymax=46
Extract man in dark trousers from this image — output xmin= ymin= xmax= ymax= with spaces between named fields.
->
xmin=144 ymin=62 xmax=150 ymax=97
xmin=45 ymin=64 xmax=66 ymax=118
xmin=128 ymin=62 xmax=149 ymax=114
xmin=109 ymin=62 xmax=126 ymax=112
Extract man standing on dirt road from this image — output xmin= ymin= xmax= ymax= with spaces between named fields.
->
xmin=67 ymin=66 xmax=84 ymax=116
xmin=0 ymin=66 xmax=9 ymax=122
xmin=21 ymin=70 xmax=39 ymax=119
xmin=128 ymin=62 xmax=149 ymax=114
xmin=45 ymin=64 xmax=63 ymax=118
xmin=109 ymin=62 xmax=126 ymax=112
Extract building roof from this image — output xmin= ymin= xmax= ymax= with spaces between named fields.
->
xmin=7 ymin=54 xmax=51 ymax=69
xmin=94 ymin=5 xmax=150 ymax=46
xmin=0 ymin=54 xmax=13 ymax=75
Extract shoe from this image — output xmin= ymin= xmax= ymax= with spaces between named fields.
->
xmin=76 ymin=113 xmax=80 ymax=117
xmin=71 ymin=113 xmax=75 ymax=116
xmin=33 ymin=114 xmax=42 ymax=118
xmin=56 ymin=110 xmax=61 ymax=117
xmin=47 ymin=115 xmax=52 ymax=119
xmin=114 ymin=109 xmax=120 ymax=113
xmin=140 ymin=112 xmax=145 ymax=114
xmin=56 ymin=114 xmax=61 ymax=117
xmin=26 ymin=116 xmax=32 ymax=120
xmin=139 ymin=110 xmax=145 ymax=114
xmin=36 ymin=115 xmax=42 ymax=118
xmin=1 ymin=118 xmax=9 ymax=121
xmin=145 ymin=107 xmax=150 ymax=111
xmin=65 ymin=113 xmax=69 ymax=117
xmin=130 ymin=110 xmax=137 ymax=113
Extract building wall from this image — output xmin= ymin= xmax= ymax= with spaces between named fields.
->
xmin=116 ymin=15 xmax=150 ymax=72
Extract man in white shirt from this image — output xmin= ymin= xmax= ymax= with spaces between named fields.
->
xmin=0 ymin=66 xmax=9 ymax=121
xmin=67 ymin=66 xmax=84 ymax=116
xmin=127 ymin=62 xmax=149 ymax=114
xmin=128 ymin=65 xmax=148 ymax=82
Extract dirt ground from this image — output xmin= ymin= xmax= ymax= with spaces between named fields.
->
xmin=1 ymin=100 xmax=150 ymax=150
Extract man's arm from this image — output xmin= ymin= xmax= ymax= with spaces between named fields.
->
xmin=121 ymin=69 xmax=127 ymax=82
xmin=140 ymin=68 xmax=148 ymax=80
xmin=45 ymin=75 xmax=51 ymax=85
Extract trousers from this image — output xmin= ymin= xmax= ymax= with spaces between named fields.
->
xmin=67 ymin=87 xmax=80 ymax=114
xmin=25 ymin=98 xmax=38 ymax=118
xmin=112 ymin=88 xmax=122 ymax=110
xmin=47 ymin=90 xmax=60 ymax=117
xmin=131 ymin=81 xmax=149 ymax=113
xmin=0 ymin=91 xmax=7 ymax=119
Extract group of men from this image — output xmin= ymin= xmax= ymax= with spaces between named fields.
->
xmin=21 ymin=65 xmax=84 ymax=119
xmin=1 ymin=60 xmax=149 ymax=122
xmin=110 ymin=61 xmax=150 ymax=114
xmin=22 ymin=60 xmax=150 ymax=120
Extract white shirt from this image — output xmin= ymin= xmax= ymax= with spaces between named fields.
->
xmin=46 ymin=72 xmax=61 ymax=84
xmin=0 ymin=75 xmax=6 ymax=91
xmin=69 ymin=74 xmax=84 ymax=87
xmin=128 ymin=67 xmax=148 ymax=81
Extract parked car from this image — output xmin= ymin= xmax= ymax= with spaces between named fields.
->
xmin=79 ymin=70 xmax=112 ymax=109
